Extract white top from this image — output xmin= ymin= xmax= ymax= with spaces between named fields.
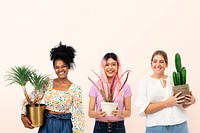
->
xmin=135 ymin=76 xmax=187 ymax=127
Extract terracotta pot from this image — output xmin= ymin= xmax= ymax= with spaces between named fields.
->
xmin=173 ymin=84 xmax=190 ymax=103
xmin=100 ymin=102 xmax=118 ymax=116
xmin=26 ymin=104 xmax=46 ymax=127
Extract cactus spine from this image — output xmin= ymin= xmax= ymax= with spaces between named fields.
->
xmin=173 ymin=53 xmax=187 ymax=86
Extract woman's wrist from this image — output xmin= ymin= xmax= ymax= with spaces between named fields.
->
xmin=119 ymin=111 xmax=124 ymax=118
xmin=96 ymin=112 xmax=100 ymax=118
xmin=21 ymin=114 xmax=26 ymax=118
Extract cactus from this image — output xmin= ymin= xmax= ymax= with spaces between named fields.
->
xmin=173 ymin=53 xmax=187 ymax=86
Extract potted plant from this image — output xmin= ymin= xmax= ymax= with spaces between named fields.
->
xmin=88 ymin=70 xmax=131 ymax=116
xmin=5 ymin=65 xmax=49 ymax=127
xmin=172 ymin=53 xmax=190 ymax=103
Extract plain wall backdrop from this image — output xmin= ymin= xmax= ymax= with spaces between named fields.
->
xmin=0 ymin=0 xmax=199 ymax=132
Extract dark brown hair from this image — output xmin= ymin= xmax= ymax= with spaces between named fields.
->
xmin=151 ymin=50 xmax=168 ymax=66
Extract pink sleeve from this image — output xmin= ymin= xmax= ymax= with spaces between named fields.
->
xmin=124 ymin=83 xmax=132 ymax=98
xmin=89 ymin=84 xmax=98 ymax=97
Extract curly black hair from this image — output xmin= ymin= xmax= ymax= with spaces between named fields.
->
xmin=50 ymin=42 xmax=76 ymax=69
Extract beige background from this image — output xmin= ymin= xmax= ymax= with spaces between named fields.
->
xmin=0 ymin=0 xmax=199 ymax=132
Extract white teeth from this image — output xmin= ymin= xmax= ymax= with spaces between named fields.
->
xmin=59 ymin=72 xmax=64 ymax=74
xmin=155 ymin=67 xmax=161 ymax=70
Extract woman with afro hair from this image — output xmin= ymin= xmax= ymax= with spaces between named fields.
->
xmin=21 ymin=42 xmax=84 ymax=133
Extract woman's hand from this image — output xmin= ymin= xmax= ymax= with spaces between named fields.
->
xmin=21 ymin=115 xmax=34 ymax=129
xmin=144 ymin=92 xmax=185 ymax=115
xmin=165 ymin=92 xmax=185 ymax=107
xmin=182 ymin=91 xmax=196 ymax=108
xmin=97 ymin=109 xmax=107 ymax=118
xmin=112 ymin=109 xmax=123 ymax=118
xmin=111 ymin=97 xmax=131 ymax=118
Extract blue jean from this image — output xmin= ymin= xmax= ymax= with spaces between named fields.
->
xmin=38 ymin=112 xmax=72 ymax=133
xmin=146 ymin=121 xmax=189 ymax=133
xmin=93 ymin=121 xmax=126 ymax=133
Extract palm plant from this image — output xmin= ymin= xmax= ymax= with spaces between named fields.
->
xmin=5 ymin=65 xmax=35 ymax=103
xmin=29 ymin=72 xmax=49 ymax=90
xmin=5 ymin=65 xmax=49 ymax=105
xmin=29 ymin=71 xmax=49 ymax=104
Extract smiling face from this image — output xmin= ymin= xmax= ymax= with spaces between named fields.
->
xmin=104 ymin=58 xmax=118 ymax=82
xmin=54 ymin=59 xmax=69 ymax=79
xmin=151 ymin=54 xmax=167 ymax=76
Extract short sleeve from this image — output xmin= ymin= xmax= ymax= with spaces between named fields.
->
xmin=135 ymin=78 xmax=150 ymax=117
xmin=89 ymin=84 xmax=98 ymax=97
xmin=123 ymin=83 xmax=132 ymax=98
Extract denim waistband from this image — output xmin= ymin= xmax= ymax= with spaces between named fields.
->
xmin=45 ymin=112 xmax=72 ymax=120
xmin=96 ymin=120 xmax=124 ymax=126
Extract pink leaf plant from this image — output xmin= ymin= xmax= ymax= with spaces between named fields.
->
xmin=88 ymin=70 xmax=131 ymax=102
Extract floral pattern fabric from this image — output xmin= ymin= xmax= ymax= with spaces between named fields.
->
xmin=21 ymin=79 xmax=84 ymax=133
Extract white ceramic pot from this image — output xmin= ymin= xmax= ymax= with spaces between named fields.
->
xmin=100 ymin=102 xmax=118 ymax=116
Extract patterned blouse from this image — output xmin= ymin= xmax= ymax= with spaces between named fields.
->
xmin=21 ymin=79 xmax=84 ymax=133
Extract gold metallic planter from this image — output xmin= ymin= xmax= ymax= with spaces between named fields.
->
xmin=26 ymin=104 xmax=46 ymax=127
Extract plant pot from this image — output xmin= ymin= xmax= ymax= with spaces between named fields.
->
xmin=100 ymin=102 xmax=118 ymax=116
xmin=173 ymin=84 xmax=190 ymax=103
xmin=26 ymin=104 xmax=46 ymax=127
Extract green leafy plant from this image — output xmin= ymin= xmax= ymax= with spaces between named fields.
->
xmin=5 ymin=65 xmax=49 ymax=105
xmin=29 ymin=71 xmax=49 ymax=90
xmin=88 ymin=70 xmax=131 ymax=102
xmin=172 ymin=53 xmax=187 ymax=86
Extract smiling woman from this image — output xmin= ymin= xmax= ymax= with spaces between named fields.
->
xmin=54 ymin=60 xmax=69 ymax=82
xmin=21 ymin=42 xmax=85 ymax=133
xmin=88 ymin=52 xmax=132 ymax=133
xmin=135 ymin=50 xmax=196 ymax=133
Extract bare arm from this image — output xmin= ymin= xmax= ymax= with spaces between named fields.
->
xmin=182 ymin=91 xmax=196 ymax=108
xmin=112 ymin=96 xmax=131 ymax=118
xmin=21 ymin=114 xmax=34 ymax=129
xmin=88 ymin=96 xmax=106 ymax=118
xmin=145 ymin=92 xmax=184 ymax=115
